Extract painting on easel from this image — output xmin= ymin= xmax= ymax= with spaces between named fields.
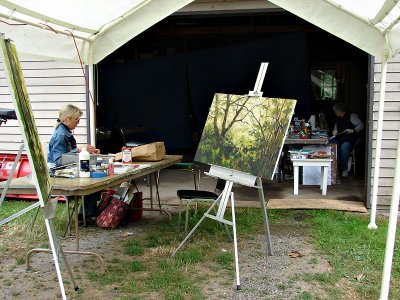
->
xmin=0 ymin=38 xmax=51 ymax=201
xmin=195 ymin=93 xmax=296 ymax=179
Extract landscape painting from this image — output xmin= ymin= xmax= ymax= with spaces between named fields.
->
xmin=195 ymin=93 xmax=296 ymax=179
xmin=0 ymin=38 xmax=51 ymax=202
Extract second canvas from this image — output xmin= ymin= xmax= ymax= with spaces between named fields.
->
xmin=195 ymin=93 xmax=296 ymax=179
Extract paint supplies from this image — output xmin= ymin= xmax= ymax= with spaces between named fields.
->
xmin=108 ymin=158 xmax=114 ymax=176
xmin=79 ymin=147 xmax=90 ymax=177
xmin=122 ymin=147 xmax=132 ymax=163
xmin=90 ymin=157 xmax=109 ymax=177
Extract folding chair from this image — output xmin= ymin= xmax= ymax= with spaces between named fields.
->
xmin=177 ymin=189 xmax=218 ymax=236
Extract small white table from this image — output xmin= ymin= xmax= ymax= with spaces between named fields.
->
xmin=291 ymin=158 xmax=332 ymax=195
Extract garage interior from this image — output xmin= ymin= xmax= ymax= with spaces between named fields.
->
xmin=95 ymin=10 xmax=370 ymax=205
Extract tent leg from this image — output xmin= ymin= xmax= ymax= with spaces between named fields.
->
xmin=368 ymin=52 xmax=388 ymax=230
xmin=379 ymin=129 xmax=400 ymax=300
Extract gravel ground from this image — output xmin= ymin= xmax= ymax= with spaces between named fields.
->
xmin=204 ymin=224 xmax=332 ymax=300
xmin=0 ymin=209 xmax=338 ymax=300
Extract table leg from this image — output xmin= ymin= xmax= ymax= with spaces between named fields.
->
xmin=74 ymin=196 xmax=80 ymax=251
xmin=149 ymin=174 xmax=154 ymax=209
xmin=27 ymin=195 xmax=106 ymax=273
xmin=293 ymin=165 xmax=299 ymax=195
xmin=320 ymin=166 xmax=324 ymax=190
xmin=322 ymin=166 xmax=328 ymax=195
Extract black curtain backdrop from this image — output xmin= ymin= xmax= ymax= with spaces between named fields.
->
xmin=97 ymin=33 xmax=310 ymax=151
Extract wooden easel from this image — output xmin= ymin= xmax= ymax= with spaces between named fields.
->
xmin=0 ymin=36 xmax=77 ymax=300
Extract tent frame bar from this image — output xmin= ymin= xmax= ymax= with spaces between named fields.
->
xmin=322 ymin=0 xmax=383 ymax=34
xmin=0 ymin=0 xmax=96 ymax=34
xmin=370 ymin=0 xmax=399 ymax=25
xmin=0 ymin=0 xmax=155 ymax=44
xmin=95 ymin=0 xmax=152 ymax=38
xmin=0 ymin=11 xmax=91 ymax=41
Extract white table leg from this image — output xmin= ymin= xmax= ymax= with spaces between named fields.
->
xmin=322 ymin=166 xmax=328 ymax=195
xmin=320 ymin=166 xmax=324 ymax=190
xmin=293 ymin=165 xmax=299 ymax=195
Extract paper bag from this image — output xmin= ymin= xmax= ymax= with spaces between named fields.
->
xmin=131 ymin=142 xmax=165 ymax=161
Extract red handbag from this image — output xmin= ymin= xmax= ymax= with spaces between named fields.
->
xmin=97 ymin=190 xmax=116 ymax=215
xmin=96 ymin=198 xmax=129 ymax=229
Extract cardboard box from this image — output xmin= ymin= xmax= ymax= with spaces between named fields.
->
xmin=115 ymin=142 xmax=166 ymax=162
xmin=132 ymin=142 xmax=165 ymax=161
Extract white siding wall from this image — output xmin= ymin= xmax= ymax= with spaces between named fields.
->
xmin=0 ymin=58 xmax=88 ymax=154
xmin=373 ymin=54 xmax=400 ymax=208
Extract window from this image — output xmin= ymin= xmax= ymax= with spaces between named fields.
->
xmin=310 ymin=69 xmax=338 ymax=101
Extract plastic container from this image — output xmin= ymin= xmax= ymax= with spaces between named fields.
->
xmin=108 ymin=158 xmax=114 ymax=176
xmin=79 ymin=148 xmax=91 ymax=177
xmin=122 ymin=147 xmax=132 ymax=163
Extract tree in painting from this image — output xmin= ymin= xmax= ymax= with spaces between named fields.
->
xmin=195 ymin=93 xmax=296 ymax=179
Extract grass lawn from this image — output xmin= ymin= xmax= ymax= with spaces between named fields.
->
xmin=0 ymin=200 xmax=399 ymax=299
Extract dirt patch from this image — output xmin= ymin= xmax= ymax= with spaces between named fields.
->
xmin=0 ymin=211 xmax=347 ymax=299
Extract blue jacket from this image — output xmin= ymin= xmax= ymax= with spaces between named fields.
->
xmin=47 ymin=124 xmax=77 ymax=166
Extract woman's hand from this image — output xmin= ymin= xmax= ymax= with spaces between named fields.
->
xmin=78 ymin=144 xmax=100 ymax=154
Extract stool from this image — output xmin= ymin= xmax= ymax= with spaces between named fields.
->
xmin=177 ymin=190 xmax=218 ymax=236
xmin=291 ymin=158 xmax=332 ymax=195
xmin=168 ymin=162 xmax=201 ymax=190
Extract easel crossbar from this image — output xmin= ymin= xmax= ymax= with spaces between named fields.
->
xmin=0 ymin=201 xmax=40 ymax=226
xmin=204 ymin=213 xmax=233 ymax=226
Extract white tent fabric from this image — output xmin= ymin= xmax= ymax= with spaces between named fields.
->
xmin=269 ymin=1 xmax=400 ymax=299
xmin=0 ymin=1 xmax=399 ymax=298
xmin=269 ymin=0 xmax=400 ymax=59
xmin=0 ymin=0 xmax=194 ymax=150
xmin=0 ymin=0 xmax=194 ymax=63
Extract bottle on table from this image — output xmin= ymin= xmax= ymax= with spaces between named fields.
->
xmin=79 ymin=147 xmax=91 ymax=178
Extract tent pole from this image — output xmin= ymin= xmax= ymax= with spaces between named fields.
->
xmin=88 ymin=64 xmax=96 ymax=147
xmin=368 ymin=48 xmax=388 ymax=230
xmin=88 ymin=45 xmax=96 ymax=147
xmin=379 ymin=129 xmax=400 ymax=300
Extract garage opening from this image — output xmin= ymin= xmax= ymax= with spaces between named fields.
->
xmin=96 ymin=10 xmax=369 ymax=206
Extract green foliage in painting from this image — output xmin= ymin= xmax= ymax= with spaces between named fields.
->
xmin=195 ymin=93 xmax=296 ymax=178
xmin=0 ymin=38 xmax=51 ymax=201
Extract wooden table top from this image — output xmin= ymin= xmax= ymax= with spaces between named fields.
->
xmin=0 ymin=155 xmax=182 ymax=196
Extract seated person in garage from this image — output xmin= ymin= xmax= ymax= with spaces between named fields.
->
xmin=331 ymin=103 xmax=364 ymax=178
xmin=47 ymin=104 xmax=100 ymax=223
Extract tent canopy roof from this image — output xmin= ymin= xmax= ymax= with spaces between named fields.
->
xmin=0 ymin=0 xmax=194 ymax=63
xmin=269 ymin=0 xmax=400 ymax=59
xmin=0 ymin=1 xmax=399 ymax=63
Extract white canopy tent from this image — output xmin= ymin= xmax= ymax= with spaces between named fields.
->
xmin=0 ymin=0 xmax=194 ymax=64
xmin=0 ymin=0 xmax=399 ymax=298
xmin=0 ymin=0 xmax=194 ymax=144
xmin=269 ymin=1 xmax=400 ymax=299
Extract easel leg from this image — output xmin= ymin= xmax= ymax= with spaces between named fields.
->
xmin=58 ymin=245 xmax=79 ymax=291
xmin=172 ymin=214 xmax=207 ymax=257
xmin=230 ymin=193 xmax=241 ymax=290
xmin=172 ymin=196 xmax=222 ymax=257
xmin=44 ymin=218 xmax=68 ymax=300
xmin=257 ymin=177 xmax=273 ymax=256
xmin=213 ymin=205 xmax=232 ymax=242
xmin=0 ymin=144 xmax=24 ymax=208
